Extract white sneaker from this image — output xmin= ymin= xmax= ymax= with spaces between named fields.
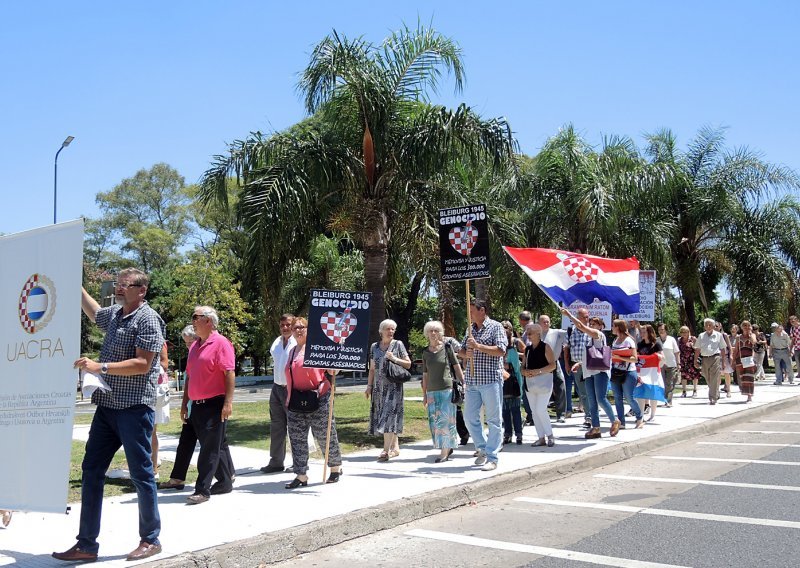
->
xmin=481 ymin=461 xmax=497 ymax=471
xmin=474 ymin=452 xmax=487 ymax=466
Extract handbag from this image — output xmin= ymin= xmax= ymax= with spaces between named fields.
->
xmin=502 ymin=366 xmax=521 ymax=398
xmin=610 ymin=367 xmax=627 ymax=384
xmin=585 ymin=342 xmax=611 ymax=370
xmin=444 ymin=340 xmax=464 ymax=405
xmin=288 ymin=388 xmax=319 ymax=413
xmin=384 ymin=340 xmax=411 ymax=384
xmin=287 ymin=348 xmax=320 ymax=413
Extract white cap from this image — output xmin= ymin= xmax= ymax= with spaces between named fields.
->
xmin=771 ymin=322 xmax=779 ymax=328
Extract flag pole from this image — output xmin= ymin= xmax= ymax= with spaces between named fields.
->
xmin=322 ymin=373 xmax=336 ymax=484
xmin=466 ymin=279 xmax=474 ymax=378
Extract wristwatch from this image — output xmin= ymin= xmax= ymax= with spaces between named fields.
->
xmin=101 ymin=363 xmax=109 ymax=375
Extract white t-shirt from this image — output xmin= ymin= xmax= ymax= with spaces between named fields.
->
xmin=270 ymin=334 xmax=297 ymax=386
xmin=660 ymin=335 xmax=679 ymax=368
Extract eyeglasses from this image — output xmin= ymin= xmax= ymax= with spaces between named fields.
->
xmin=191 ymin=314 xmax=207 ymax=320
xmin=115 ymin=283 xmax=142 ymax=290
xmin=292 ymin=325 xmax=306 ymax=331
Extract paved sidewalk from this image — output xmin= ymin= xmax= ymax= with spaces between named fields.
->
xmin=3 ymin=379 xmax=800 ymax=567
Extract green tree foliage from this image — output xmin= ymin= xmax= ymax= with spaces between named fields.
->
xmin=95 ymin=163 xmax=192 ymax=272
xmin=645 ymin=126 xmax=800 ymax=331
xmin=149 ymin=246 xmax=252 ymax=363
xmin=280 ymin=234 xmax=365 ymax=316
xmin=199 ymin=23 xmax=515 ymax=341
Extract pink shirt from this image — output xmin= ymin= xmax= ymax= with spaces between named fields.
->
xmin=285 ymin=345 xmax=330 ymax=405
xmin=187 ymin=331 xmax=235 ymax=400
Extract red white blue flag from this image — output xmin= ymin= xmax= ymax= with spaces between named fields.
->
xmin=633 ymin=353 xmax=667 ymax=402
xmin=503 ymin=247 xmax=641 ymax=313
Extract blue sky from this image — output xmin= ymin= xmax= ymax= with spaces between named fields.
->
xmin=1 ymin=1 xmax=798 ymax=235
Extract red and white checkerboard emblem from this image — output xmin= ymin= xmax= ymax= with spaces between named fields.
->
xmin=448 ymin=224 xmax=478 ymax=256
xmin=320 ymin=310 xmax=358 ymax=344
xmin=558 ymin=254 xmax=599 ymax=283
xmin=18 ymin=273 xmax=57 ymax=334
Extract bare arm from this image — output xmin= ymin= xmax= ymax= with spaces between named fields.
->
xmin=74 ymin=347 xmax=158 ymax=376
xmin=81 ymin=287 xmax=101 ymax=322
xmin=222 ymin=370 xmax=235 ymax=421
xmin=365 ymin=359 xmax=376 ymax=399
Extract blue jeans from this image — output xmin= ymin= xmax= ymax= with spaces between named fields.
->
xmin=610 ymin=370 xmax=642 ymax=427
xmin=565 ymin=369 xmax=574 ymax=413
xmin=573 ymin=366 xmax=590 ymax=415
xmin=465 ymin=381 xmax=503 ymax=463
xmin=584 ymin=371 xmax=616 ymax=428
xmin=78 ymin=405 xmax=160 ymax=553
xmin=502 ymin=397 xmax=522 ymax=438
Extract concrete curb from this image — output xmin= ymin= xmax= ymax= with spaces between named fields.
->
xmin=145 ymin=394 xmax=800 ymax=568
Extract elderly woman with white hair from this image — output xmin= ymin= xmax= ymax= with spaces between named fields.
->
xmin=421 ymin=320 xmax=463 ymax=462
xmin=521 ymin=323 xmax=557 ymax=447
xmin=366 ymin=319 xmax=412 ymax=462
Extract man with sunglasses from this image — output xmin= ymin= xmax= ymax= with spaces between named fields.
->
xmin=261 ymin=313 xmax=297 ymax=474
xmin=184 ymin=306 xmax=236 ymax=504
xmin=54 ymin=268 xmax=165 ymax=563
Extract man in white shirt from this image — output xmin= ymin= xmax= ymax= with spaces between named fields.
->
xmin=769 ymin=323 xmax=794 ymax=385
xmin=694 ymin=318 xmax=726 ymax=405
xmin=261 ymin=313 xmax=297 ymax=473
xmin=657 ymin=323 xmax=680 ymax=407
xmin=539 ymin=315 xmax=568 ymax=422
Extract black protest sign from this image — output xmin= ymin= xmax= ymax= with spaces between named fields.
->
xmin=438 ymin=204 xmax=490 ymax=281
xmin=305 ymin=289 xmax=372 ymax=371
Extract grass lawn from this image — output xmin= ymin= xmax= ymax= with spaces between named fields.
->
xmin=69 ymin=387 xmax=430 ymax=502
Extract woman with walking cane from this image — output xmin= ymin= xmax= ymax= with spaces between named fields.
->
xmin=284 ymin=317 xmax=343 ymax=489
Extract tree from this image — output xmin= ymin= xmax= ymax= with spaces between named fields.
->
xmin=645 ymin=126 xmax=800 ymax=331
xmin=95 ymin=163 xmax=193 ymax=272
xmin=199 ymin=23 xmax=515 ymax=340
xmin=149 ymin=246 xmax=252 ymax=367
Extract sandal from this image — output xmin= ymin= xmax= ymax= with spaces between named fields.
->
xmin=388 ymin=449 xmax=400 ymax=458
xmin=377 ymin=451 xmax=389 ymax=462
xmin=532 ymin=438 xmax=547 ymax=447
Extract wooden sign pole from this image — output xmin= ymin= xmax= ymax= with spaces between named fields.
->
xmin=466 ymin=280 xmax=474 ymax=378
xmin=322 ymin=374 xmax=336 ymax=484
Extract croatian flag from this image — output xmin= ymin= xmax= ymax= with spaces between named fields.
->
xmin=503 ymin=247 xmax=641 ymax=313
xmin=633 ymin=353 xmax=667 ymax=402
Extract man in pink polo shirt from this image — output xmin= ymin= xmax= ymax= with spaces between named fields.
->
xmin=183 ymin=305 xmax=236 ymax=504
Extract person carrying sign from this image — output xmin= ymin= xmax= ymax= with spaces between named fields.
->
xmin=459 ymin=299 xmax=507 ymax=472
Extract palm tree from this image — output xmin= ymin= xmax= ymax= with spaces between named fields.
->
xmin=645 ymin=126 xmax=800 ymax=331
xmin=199 ymin=23 xmax=515 ymax=339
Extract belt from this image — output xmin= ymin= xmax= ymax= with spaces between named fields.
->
xmin=701 ymin=354 xmax=720 ymax=358
xmin=773 ymin=348 xmax=789 ymax=351
xmin=192 ymin=395 xmax=225 ymax=405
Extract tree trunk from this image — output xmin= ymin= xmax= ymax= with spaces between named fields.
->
xmin=391 ymin=272 xmax=423 ymax=348
xmin=440 ymin=280 xmax=456 ymax=338
xmin=682 ymin=293 xmax=699 ymax=335
xmin=362 ymin=209 xmax=390 ymax=343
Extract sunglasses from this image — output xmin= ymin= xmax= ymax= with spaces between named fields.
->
xmin=292 ymin=325 xmax=307 ymax=331
xmin=191 ymin=314 xmax=207 ymax=320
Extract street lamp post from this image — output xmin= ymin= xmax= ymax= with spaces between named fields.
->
xmin=53 ymin=135 xmax=75 ymax=224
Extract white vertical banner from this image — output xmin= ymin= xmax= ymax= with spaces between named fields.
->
xmin=0 ymin=220 xmax=84 ymax=513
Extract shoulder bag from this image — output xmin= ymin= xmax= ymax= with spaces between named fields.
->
xmin=585 ymin=338 xmax=611 ymax=370
xmin=384 ymin=340 xmax=412 ymax=384
xmin=444 ymin=339 xmax=465 ymax=405
xmin=287 ymin=348 xmax=320 ymax=413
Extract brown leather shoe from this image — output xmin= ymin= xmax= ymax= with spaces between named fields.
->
xmin=126 ymin=541 xmax=162 ymax=561
xmin=52 ymin=543 xmax=98 ymax=563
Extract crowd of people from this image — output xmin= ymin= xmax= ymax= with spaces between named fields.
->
xmin=40 ymin=264 xmax=800 ymax=561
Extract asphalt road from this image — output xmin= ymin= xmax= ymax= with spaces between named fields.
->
xmin=270 ymin=400 xmax=800 ymax=568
